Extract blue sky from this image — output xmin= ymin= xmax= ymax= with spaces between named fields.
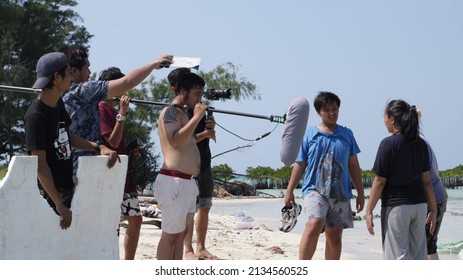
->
xmin=74 ymin=0 xmax=463 ymax=173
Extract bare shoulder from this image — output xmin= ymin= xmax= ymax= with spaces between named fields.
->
xmin=162 ymin=106 xmax=181 ymax=124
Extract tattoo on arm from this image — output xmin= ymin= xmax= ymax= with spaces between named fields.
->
xmin=163 ymin=106 xmax=179 ymax=124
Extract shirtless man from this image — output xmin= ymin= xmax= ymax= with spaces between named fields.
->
xmin=154 ymin=72 xmax=207 ymax=260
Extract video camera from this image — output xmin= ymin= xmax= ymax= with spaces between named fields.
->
xmin=204 ymin=88 xmax=232 ymax=100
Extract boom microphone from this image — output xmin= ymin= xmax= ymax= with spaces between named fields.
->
xmin=280 ymin=97 xmax=310 ymax=166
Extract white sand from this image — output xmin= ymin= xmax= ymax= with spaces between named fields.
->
xmin=119 ymin=198 xmax=384 ymax=260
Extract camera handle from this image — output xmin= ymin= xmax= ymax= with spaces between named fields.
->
xmin=206 ymin=106 xmax=214 ymax=118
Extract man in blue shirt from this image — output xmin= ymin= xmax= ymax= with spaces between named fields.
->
xmin=60 ymin=45 xmax=172 ymax=175
xmin=284 ymin=91 xmax=365 ymax=260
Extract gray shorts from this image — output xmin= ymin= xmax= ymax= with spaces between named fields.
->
xmin=381 ymin=203 xmax=427 ymax=259
xmin=303 ymin=191 xmax=353 ymax=229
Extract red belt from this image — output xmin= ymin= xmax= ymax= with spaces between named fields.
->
xmin=159 ymin=169 xmax=195 ymax=180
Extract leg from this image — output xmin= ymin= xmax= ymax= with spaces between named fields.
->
xmin=324 ymin=227 xmax=343 ymax=260
xmin=157 ymin=231 xmax=184 ymax=260
xmin=154 ymin=175 xmax=196 ymax=260
xmin=427 ymin=199 xmax=446 ymax=260
xmin=299 ymin=218 xmax=324 ymax=260
xmin=322 ymin=196 xmax=352 ymax=260
xmin=124 ymin=215 xmax=142 ymax=260
xmin=120 ymin=192 xmax=142 ymax=260
xmin=183 ymin=212 xmax=199 ymax=260
xmin=194 ymin=166 xmax=217 ymax=259
xmin=383 ymin=205 xmax=411 ymax=259
xmin=174 ymin=212 xmax=195 ymax=260
xmin=195 ymin=207 xmax=218 ymax=259
xmin=409 ymin=203 xmax=427 ymax=260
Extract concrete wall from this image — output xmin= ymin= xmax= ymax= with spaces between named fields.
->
xmin=0 ymin=155 xmax=127 ymax=260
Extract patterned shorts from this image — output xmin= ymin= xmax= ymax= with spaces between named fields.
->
xmin=303 ymin=191 xmax=353 ymax=229
xmin=120 ymin=192 xmax=141 ymax=217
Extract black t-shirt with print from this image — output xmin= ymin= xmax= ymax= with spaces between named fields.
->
xmin=24 ymin=98 xmax=74 ymax=190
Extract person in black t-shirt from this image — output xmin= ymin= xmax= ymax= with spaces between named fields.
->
xmin=365 ymin=99 xmax=437 ymax=259
xmin=25 ymin=52 xmax=119 ymax=230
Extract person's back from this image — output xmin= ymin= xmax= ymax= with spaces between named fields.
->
xmin=376 ymin=133 xmax=429 ymax=207
xmin=366 ymin=99 xmax=437 ymax=260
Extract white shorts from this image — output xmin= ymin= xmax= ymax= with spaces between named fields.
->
xmin=154 ymin=174 xmax=199 ymax=234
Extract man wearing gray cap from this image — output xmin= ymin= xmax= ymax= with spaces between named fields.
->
xmin=24 ymin=52 xmax=119 ymax=230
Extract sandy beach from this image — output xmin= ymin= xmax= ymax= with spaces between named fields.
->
xmin=119 ymin=197 xmax=384 ymax=260
xmin=121 ymin=212 xmax=305 ymax=260
xmin=120 ymin=192 xmax=463 ymax=261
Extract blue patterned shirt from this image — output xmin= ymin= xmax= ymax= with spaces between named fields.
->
xmin=296 ymin=125 xmax=360 ymax=201
xmin=62 ymin=81 xmax=109 ymax=173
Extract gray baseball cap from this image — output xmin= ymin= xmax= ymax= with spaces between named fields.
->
xmin=32 ymin=52 xmax=69 ymax=89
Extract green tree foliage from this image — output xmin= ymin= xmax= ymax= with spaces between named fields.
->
xmin=439 ymin=164 xmax=463 ymax=177
xmin=211 ymin=163 xmax=235 ymax=182
xmin=127 ymin=62 xmax=261 ymax=129
xmin=246 ymin=166 xmax=274 ymax=178
xmin=123 ymin=62 xmax=260 ymax=170
xmin=361 ymin=170 xmax=375 ymax=179
xmin=246 ymin=166 xmax=275 ymax=189
xmin=199 ymin=62 xmax=259 ymax=101
xmin=273 ymin=166 xmax=293 ymax=180
xmin=245 ymin=165 xmax=295 ymax=189
xmin=0 ymin=0 xmax=92 ymax=162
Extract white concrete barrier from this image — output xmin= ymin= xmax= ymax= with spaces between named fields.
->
xmin=0 ymin=155 xmax=127 ymax=259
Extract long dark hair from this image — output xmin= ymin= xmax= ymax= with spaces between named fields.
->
xmin=385 ymin=99 xmax=419 ymax=143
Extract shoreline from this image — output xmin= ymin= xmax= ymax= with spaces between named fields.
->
xmin=121 ymin=197 xmax=379 ymax=260
xmin=123 ymin=194 xmax=462 ymax=260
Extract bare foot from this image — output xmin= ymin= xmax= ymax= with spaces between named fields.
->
xmin=196 ymin=249 xmax=221 ymax=260
xmin=184 ymin=251 xmax=200 ymax=260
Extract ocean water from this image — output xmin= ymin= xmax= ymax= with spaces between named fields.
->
xmin=212 ymin=187 xmax=463 ymax=260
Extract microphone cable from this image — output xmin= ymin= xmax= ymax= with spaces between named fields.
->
xmin=214 ymin=118 xmax=281 ymax=142
xmin=211 ymin=114 xmax=284 ymax=159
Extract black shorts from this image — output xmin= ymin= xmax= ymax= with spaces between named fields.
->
xmin=39 ymin=185 xmax=74 ymax=215
xmin=196 ymin=165 xmax=214 ymax=208
xmin=426 ymin=199 xmax=447 ymax=255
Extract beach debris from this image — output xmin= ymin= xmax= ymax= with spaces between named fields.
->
xmin=267 ymin=246 xmax=284 ymax=254
xmin=256 ymin=191 xmax=276 ymax=198
xmin=234 ymin=210 xmax=254 ymax=222
xmin=235 ymin=223 xmax=272 ymax=231
xmin=235 ymin=222 xmax=260 ymax=230
xmin=143 ymin=204 xmax=161 ymax=218
xmin=213 ymin=186 xmax=233 ymax=198
xmin=437 ymin=240 xmax=463 ymax=254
